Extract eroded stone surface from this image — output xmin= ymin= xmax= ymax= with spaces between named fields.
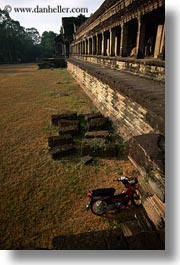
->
xmin=51 ymin=112 xmax=77 ymax=126
xmin=128 ymin=133 xmax=165 ymax=202
xmin=49 ymin=144 xmax=76 ymax=160
xmin=48 ymin=134 xmax=73 ymax=148
xmin=85 ymin=130 xmax=110 ymax=139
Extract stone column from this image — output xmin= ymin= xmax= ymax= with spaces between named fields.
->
xmin=97 ymin=34 xmax=102 ymax=55
xmin=80 ymin=42 xmax=82 ymax=54
xmin=101 ymin=31 xmax=105 ymax=56
xmin=115 ymin=36 xmax=118 ymax=56
xmin=85 ymin=40 xmax=87 ymax=54
xmin=83 ymin=41 xmax=85 ymax=54
xmin=154 ymin=24 xmax=165 ymax=59
xmin=136 ymin=16 xmax=146 ymax=58
xmin=110 ymin=28 xmax=116 ymax=56
xmin=159 ymin=24 xmax=165 ymax=59
xmin=120 ymin=22 xmax=128 ymax=57
xmin=106 ymin=30 xmax=110 ymax=56
xmin=96 ymin=34 xmax=99 ymax=55
xmin=92 ymin=36 xmax=95 ymax=55
xmin=87 ymin=38 xmax=90 ymax=55
xmin=93 ymin=35 xmax=97 ymax=55
xmin=89 ymin=37 xmax=92 ymax=54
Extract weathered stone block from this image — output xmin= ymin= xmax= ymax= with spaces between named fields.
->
xmin=49 ymin=144 xmax=76 ymax=160
xmin=88 ymin=117 xmax=112 ymax=131
xmin=58 ymin=119 xmax=80 ymax=127
xmin=128 ymin=133 xmax=165 ymax=201
xmin=51 ymin=112 xmax=77 ymax=126
xmin=58 ymin=125 xmax=80 ymax=136
xmin=48 ymin=134 xmax=73 ymax=148
xmin=85 ymin=130 xmax=110 ymax=139
xmin=84 ymin=112 xmax=103 ymax=121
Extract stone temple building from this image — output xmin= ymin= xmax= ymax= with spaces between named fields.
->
xmin=70 ymin=0 xmax=165 ymax=80
xmin=67 ymin=0 xmax=165 ymax=233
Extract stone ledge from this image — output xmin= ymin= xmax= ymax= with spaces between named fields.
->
xmin=68 ymin=58 xmax=165 ymax=135
xmin=128 ymin=133 xmax=165 ymax=202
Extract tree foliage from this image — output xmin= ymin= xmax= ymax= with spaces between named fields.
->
xmin=40 ymin=31 xmax=57 ymax=58
xmin=0 ymin=9 xmax=57 ymax=63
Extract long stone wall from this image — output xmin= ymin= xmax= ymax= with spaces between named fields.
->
xmin=68 ymin=59 xmax=164 ymax=140
xmin=72 ymin=55 xmax=165 ymax=82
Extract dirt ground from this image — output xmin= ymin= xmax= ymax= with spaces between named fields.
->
xmin=0 ymin=64 xmax=141 ymax=249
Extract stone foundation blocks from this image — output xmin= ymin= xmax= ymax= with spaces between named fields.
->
xmin=85 ymin=130 xmax=110 ymax=140
xmin=48 ymin=134 xmax=73 ymax=148
xmin=51 ymin=112 xmax=78 ymax=126
xmin=88 ymin=117 xmax=112 ymax=131
xmin=49 ymin=144 xmax=76 ymax=160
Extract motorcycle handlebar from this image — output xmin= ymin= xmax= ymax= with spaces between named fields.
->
xmin=113 ymin=176 xmax=128 ymax=182
xmin=114 ymin=176 xmax=138 ymax=185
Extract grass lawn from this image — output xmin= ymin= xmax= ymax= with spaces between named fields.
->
xmin=0 ymin=64 xmax=138 ymax=249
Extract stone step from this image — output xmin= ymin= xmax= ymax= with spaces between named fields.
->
xmin=51 ymin=112 xmax=78 ymax=126
xmin=85 ymin=130 xmax=110 ymax=139
xmin=84 ymin=112 xmax=103 ymax=122
xmin=88 ymin=117 xmax=112 ymax=132
xmin=49 ymin=144 xmax=76 ymax=160
xmin=58 ymin=125 xmax=80 ymax=136
xmin=48 ymin=134 xmax=73 ymax=148
xmin=58 ymin=119 xmax=80 ymax=127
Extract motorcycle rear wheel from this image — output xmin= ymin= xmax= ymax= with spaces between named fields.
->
xmin=91 ymin=200 xmax=107 ymax=216
xmin=132 ymin=189 xmax=142 ymax=206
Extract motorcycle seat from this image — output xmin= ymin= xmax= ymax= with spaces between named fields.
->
xmin=91 ymin=188 xmax=115 ymax=197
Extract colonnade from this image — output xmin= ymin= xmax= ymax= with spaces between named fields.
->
xmin=71 ymin=14 xmax=165 ymax=60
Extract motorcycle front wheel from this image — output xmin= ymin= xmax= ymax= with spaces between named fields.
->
xmin=91 ymin=200 xmax=107 ymax=216
xmin=132 ymin=189 xmax=142 ymax=206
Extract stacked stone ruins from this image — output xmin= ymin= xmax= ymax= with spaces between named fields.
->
xmin=66 ymin=0 xmax=165 ymax=225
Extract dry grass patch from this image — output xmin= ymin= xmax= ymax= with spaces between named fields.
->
xmin=0 ymin=64 xmax=138 ymax=249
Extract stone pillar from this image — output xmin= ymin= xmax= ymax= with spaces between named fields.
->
xmin=85 ymin=40 xmax=87 ymax=54
xmin=115 ymin=36 xmax=118 ymax=56
xmin=87 ymin=38 xmax=90 ymax=55
xmin=96 ymin=34 xmax=98 ymax=55
xmin=107 ymin=39 xmax=110 ymax=56
xmin=102 ymin=31 xmax=105 ymax=56
xmin=120 ymin=23 xmax=128 ymax=57
xmin=89 ymin=38 xmax=92 ymax=54
xmin=154 ymin=24 xmax=165 ymax=59
xmin=159 ymin=24 xmax=165 ymax=59
xmin=136 ymin=16 xmax=146 ymax=58
xmin=93 ymin=35 xmax=97 ymax=55
xmin=110 ymin=28 xmax=116 ymax=56
xmin=106 ymin=30 xmax=110 ymax=56
xmin=84 ymin=40 xmax=86 ymax=54
xmin=80 ymin=42 xmax=82 ymax=54
xmin=92 ymin=36 xmax=95 ymax=55
xmin=83 ymin=41 xmax=85 ymax=54
xmin=97 ymin=34 xmax=102 ymax=55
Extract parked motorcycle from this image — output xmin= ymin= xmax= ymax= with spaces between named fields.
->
xmin=86 ymin=176 xmax=142 ymax=216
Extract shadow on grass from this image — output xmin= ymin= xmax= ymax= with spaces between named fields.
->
xmin=51 ymin=205 xmax=164 ymax=250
